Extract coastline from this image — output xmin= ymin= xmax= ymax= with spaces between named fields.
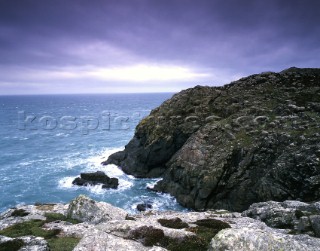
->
xmin=1 ymin=195 xmax=320 ymax=250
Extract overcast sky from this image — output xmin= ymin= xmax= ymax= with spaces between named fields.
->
xmin=0 ymin=0 xmax=319 ymax=94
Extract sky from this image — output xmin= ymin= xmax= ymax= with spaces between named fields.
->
xmin=0 ymin=0 xmax=319 ymax=94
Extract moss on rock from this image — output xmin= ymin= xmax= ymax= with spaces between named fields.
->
xmin=44 ymin=212 xmax=81 ymax=224
xmin=0 ymin=239 xmax=24 ymax=251
xmin=0 ymin=218 xmax=80 ymax=251
xmin=157 ymin=217 xmax=189 ymax=229
xmin=129 ymin=226 xmax=165 ymax=246
xmin=10 ymin=209 xmax=29 ymax=217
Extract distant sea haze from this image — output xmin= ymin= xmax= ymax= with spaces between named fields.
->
xmin=0 ymin=93 xmax=186 ymax=213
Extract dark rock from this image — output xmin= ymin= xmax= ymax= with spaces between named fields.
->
xmin=10 ymin=209 xmax=29 ymax=217
xmin=105 ymin=67 xmax=320 ymax=211
xmin=157 ymin=217 xmax=189 ymax=229
xmin=72 ymin=177 xmax=87 ymax=186
xmin=128 ymin=226 xmax=164 ymax=246
xmin=72 ymin=171 xmax=119 ymax=189
xmin=310 ymin=215 xmax=320 ymax=237
xmin=243 ymin=200 xmax=320 ymax=237
xmin=136 ymin=203 xmax=152 ymax=212
xmin=102 ymin=178 xmax=119 ymax=189
xmin=80 ymin=171 xmax=110 ymax=184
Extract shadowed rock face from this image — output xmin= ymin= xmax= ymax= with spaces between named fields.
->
xmin=105 ymin=67 xmax=320 ymax=212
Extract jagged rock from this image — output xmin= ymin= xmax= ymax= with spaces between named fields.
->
xmin=72 ymin=171 xmax=119 ymax=189
xmin=2 ymin=196 xmax=320 ymax=251
xmin=66 ymin=195 xmax=127 ymax=223
xmin=105 ymin=67 xmax=320 ymax=211
xmin=242 ymin=200 xmax=320 ymax=237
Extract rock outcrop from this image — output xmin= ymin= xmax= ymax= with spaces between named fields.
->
xmin=105 ymin=67 xmax=320 ymax=211
xmin=1 ymin=196 xmax=320 ymax=251
xmin=72 ymin=171 xmax=119 ymax=189
xmin=242 ymin=200 xmax=320 ymax=237
xmin=67 ymin=194 xmax=127 ymax=223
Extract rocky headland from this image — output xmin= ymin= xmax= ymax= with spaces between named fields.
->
xmin=104 ymin=67 xmax=320 ymax=212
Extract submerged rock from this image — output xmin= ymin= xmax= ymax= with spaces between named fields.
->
xmin=137 ymin=203 xmax=153 ymax=212
xmin=105 ymin=67 xmax=320 ymax=211
xmin=72 ymin=171 xmax=119 ymax=189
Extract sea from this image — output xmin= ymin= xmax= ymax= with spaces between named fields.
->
xmin=0 ymin=93 xmax=187 ymax=213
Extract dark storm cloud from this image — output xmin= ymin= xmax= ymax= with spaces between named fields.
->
xmin=0 ymin=0 xmax=319 ymax=94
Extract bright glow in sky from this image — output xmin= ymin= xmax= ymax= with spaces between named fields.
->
xmin=87 ymin=64 xmax=209 ymax=82
xmin=0 ymin=0 xmax=319 ymax=94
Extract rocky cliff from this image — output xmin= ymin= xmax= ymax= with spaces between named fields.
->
xmin=1 ymin=195 xmax=320 ymax=251
xmin=104 ymin=67 xmax=320 ymax=212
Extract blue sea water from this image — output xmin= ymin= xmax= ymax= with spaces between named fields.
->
xmin=0 ymin=93 xmax=186 ymax=213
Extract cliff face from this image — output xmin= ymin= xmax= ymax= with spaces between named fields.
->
xmin=104 ymin=67 xmax=320 ymax=212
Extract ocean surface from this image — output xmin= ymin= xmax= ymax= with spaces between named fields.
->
xmin=0 ymin=93 xmax=187 ymax=213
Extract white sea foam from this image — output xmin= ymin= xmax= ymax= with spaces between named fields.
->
xmin=58 ymin=176 xmax=77 ymax=189
xmin=84 ymin=184 xmax=105 ymax=194
xmin=118 ymin=179 xmax=134 ymax=190
xmin=146 ymin=178 xmax=162 ymax=189
xmin=55 ymin=133 xmax=69 ymax=137
xmin=86 ymin=147 xmax=124 ymax=167
xmin=88 ymin=164 xmax=124 ymax=177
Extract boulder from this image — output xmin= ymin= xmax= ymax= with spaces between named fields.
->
xmin=66 ymin=195 xmax=127 ymax=223
xmin=209 ymin=228 xmax=320 ymax=251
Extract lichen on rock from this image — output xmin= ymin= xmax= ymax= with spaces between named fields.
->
xmin=66 ymin=195 xmax=127 ymax=224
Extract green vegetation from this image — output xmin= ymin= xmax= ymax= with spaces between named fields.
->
xmin=128 ymin=218 xmax=231 ymax=251
xmin=129 ymin=226 xmax=165 ymax=246
xmin=0 ymin=215 xmax=80 ymax=251
xmin=47 ymin=237 xmax=80 ymax=251
xmin=164 ymin=235 xmax=207 ymax=251
xmin=0 ymin=239 xmax=24 ymax=251
xmin=295 ymin=210 xmax=304 ymax=219
xmin=157 ymin=217 xmax=189 ymax=229
xmin=195 ymin=218 xmax=231 ymax=229
xmin=10 ymin=209 xmax=29 ymax=217
xmin=182 ymin=218 xmax=231 ymax=249
xmin=0 ymin=220 xmax=57 ymax=238
xmin=44 ymin=212 xmax=81 ymax=224
xmin=129 ymin=225 xmax=207 ymax=250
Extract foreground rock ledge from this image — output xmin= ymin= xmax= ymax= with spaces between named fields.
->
xmin=1 ymin=195 xmax=320 ymax=251
xmin=104 ymin=67 xmax=320 ymax=212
